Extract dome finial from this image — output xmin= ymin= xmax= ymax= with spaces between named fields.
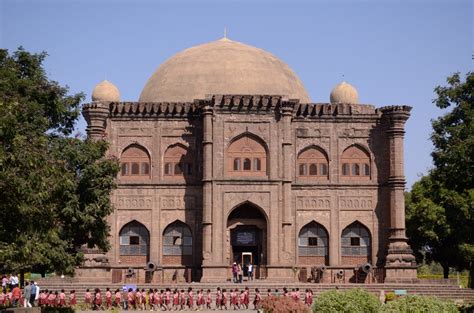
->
xmin=92 ymin=80 xmax=120 ymax=102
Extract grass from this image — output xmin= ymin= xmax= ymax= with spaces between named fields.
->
xmin=418 ymin=274 xmax=469 ymax=288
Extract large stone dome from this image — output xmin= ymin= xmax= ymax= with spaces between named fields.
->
xmin=139 ymin=38 xmax=311 ymax=103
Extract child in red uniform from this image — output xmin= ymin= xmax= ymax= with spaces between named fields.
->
xmin=244 ymin=287 xmax=250 ymax=309
xmin=196 ymin=289 xmax=203 ymax=310
xmin=305 ymin=289 xmax=313 ymax=306
xmin=58 ymin=289 xmax=66 ymax=307
xmin=0 ymin=290 xmax=6 ymax=307
xmin=215 ymin=287 xmax=222 ymax=310
xmin=231 ymin=289 xmax=238 ymax=310
xmin=206 ymin=289 xmax=212 ymax=310
xmin=84 ymin=289 xmax=91 ymax=310
xmin=105 ymin=288 xmax=112 ymax=309
xmin=239 ymin=290 xmax=245 ymax=309
xmin=94 ymin=288 xmax=102 ymax=310
xmin=141 ymin=289 xmax=146 ymax=310
xmin=253 ymin=288 xmax=261 ymax=310
xmin=69 ymin=290 xmax=77 ymax=307
xmin=222 ymin=289 xmax=228 ymax=310
xmin=127 ymin=288 xmax=134 ymax=310
xmin=179 ymin=289 xmax=186 ymax=310
xmin=172 ymin=289 xmax=178 ymax=310
xmin=187 ymin=287 xmax=194 ymax=310
xmin=114 ymin=289 xmax=121 ymax=308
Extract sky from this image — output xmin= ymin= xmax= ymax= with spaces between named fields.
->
xmin=1 ymin=0 xmax=472 ymax=188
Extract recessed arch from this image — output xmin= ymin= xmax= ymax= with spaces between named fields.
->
xmin=297 ymin=145 xmax=329 ymax=179
xmin=341 ymin=221 xmax=371 ymax=264
xmin=162 ymin=220 xmax=193 ymax=257
xmin=227 ymin=133 xmax=268 ymax=177
xmin=226 ymin=201 xmax=268 ymax=273
xmin=341 ymin=144 xmax=371 ymax=179
xmin=119 ymin=220 xmax=150 ymax=263
xmin=163 ymin=143 xmax=194 ymax=178
xmin=120 ymin=144 xmax=151 ymax=178
xmin=298 ymin=221 xmax=329 ymax=259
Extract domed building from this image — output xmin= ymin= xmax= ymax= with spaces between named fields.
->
xmin=82 ymin=37 xmax=416 ymax=284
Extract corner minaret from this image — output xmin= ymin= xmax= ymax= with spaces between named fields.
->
xmin=381 ymin=105 xmax=417 ymax=282
xmin=83 ymin=80 xmax=119 ymax=140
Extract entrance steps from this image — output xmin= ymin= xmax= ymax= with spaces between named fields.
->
xmin=36 ymin=281 xmax=474 ymax=303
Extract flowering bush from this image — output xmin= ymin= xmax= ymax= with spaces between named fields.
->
xmin=313 ymin=288 xmax=381 ymax=313
xmin=379 ymin=295 xmax=457 ymax=313
xmin=260 ymin=295 xmax=311 ymax=313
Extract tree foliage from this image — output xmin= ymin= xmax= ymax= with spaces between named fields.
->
xmin=0 ymin=47 xmax=119 ymax=275
xmin=380 ymin=295 xmax=457 ymax=313
xmin=406 ymin=72 xmax=474 ymax=287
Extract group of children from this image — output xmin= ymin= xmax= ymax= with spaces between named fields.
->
xmin=82 ymin=286 xmax=314 ymax=311
xmin=0 ymin=286 xmax=314 ymax=311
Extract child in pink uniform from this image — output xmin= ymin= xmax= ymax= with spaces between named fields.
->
xmin=215 ymin=287 xmax=222 ymax=310
xmin=58 ymin=289 xmax=66 ymax=307
xmin=114 ymin=289 xmax=121 ymax=308
xmin=206 ymin=289 xmax=212 ymax=310
xmin=305 ymin=289 xmax=313 ymax=306
xmin=84 ymin=289 xmax=91 ymax=310
xmin=105 ymin=288 xmax=112 ymax=309
xmin=187 ymin=287 xmax=194 ymax=310
xmin=239 ymin=290 xmax=245 ymax=309
xmin=253 ymin=288 xmax=261 ymax=310
xmin=231 ymin=289 xmax=238 ymax=310
xmin=69 ymin=290 xmax=77 ymax=306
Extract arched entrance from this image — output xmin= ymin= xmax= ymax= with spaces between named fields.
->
xmin=227 ymin=202 xmax=267 ymax=279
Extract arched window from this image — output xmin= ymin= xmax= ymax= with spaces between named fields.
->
xmin=121 ymin=145 xmax=151 ymax=178
xmin=119 ymin=221 xmax=150 ymax=257
xmin=163 ymin=144 xmax=193 ymax=178
xmin=298 ymin=222 xmax=328 ymax=257
xmin=297 ymin=147 xmax=329 ymax=179
xmin=341 ymin=222 xmax=371 ymax=257
xmin=163 ymin=221 xmax=193 ymax=256
xmin=227 ymin=135 xmax=267 ymax=177
xmin=341 ymin=145 xmax=371 ymax=179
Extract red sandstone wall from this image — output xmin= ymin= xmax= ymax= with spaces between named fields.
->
xmin=341 ymin=255 xmax=370 ymax=266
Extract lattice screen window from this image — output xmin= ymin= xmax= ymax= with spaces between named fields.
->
xmin=298 ymin=222 xmax=328 ymax=256
xmin=341 ymin=145 xmax=370 ymax=178
xmin=341 ymin=222 xmax=371 ymax=256
xmin=119 ymin=221 xmax=150 ymax=256
xmin=121 ymin=145 xmax=151 ymax=177
xmin=297 ymin=147 xmax=329 ymax=179
xmin=227 ymin=135 xmax=267 ymax=176
xmin=163 ymin=222 xmax=193 ymax=256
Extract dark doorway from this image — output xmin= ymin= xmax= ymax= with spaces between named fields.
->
xmin=227 ymin=202 xmax=267 ymax=279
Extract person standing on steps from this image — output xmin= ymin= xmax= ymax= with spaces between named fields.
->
xmin=248 ymin=263 xmax=254 ymax=281
xmin=237 ymin=263 xmax=243 ymax=283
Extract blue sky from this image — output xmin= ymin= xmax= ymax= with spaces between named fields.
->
xmin=1 ymin=0 xmax=472 ymax=188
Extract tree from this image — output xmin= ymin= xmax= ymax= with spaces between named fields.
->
xmin=0 ymin=47 xmax=119 ymax=276
xmin=406 ymin=72 xmax=474 ymax=287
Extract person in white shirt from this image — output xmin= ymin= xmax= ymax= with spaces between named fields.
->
xmin=248 ymin=264 xmax=254 ymax=281
xmin=10 ymin=274 xmax=19 ymax=288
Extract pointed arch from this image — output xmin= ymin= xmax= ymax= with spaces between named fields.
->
xmin=162 ymin=220 xmax=193 ymax=256
xmin=119 ymin=220 xmax=150 ymax=261
xmin=227 ymin=133 xmax=268 ymax=177
xmin=341 ymin=144 xmax=371 ymax=179
xmin=297 ymin=146 xmax=329 ymax=179
xmin=341 ymin=221 xmax=371 ymax=259
xmin=298 ymin=221 xmax=329 ymax=257
xmin=163 ymin=143 xmax=194 ymax=177
xmin=120 ymin=144 xmax=151 ymax=177
xmin=227 ymin=200 xmax=269 ymax=224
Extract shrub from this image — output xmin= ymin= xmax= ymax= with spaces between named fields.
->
xmin=313 ymin=288 xmax=381 ymax=313
xmin=41 ymin=307 xmax=76 ymax=313
xmin=260 ymin=295 xmax=311 ymax=313
xmin=379 ymin=295 xmax=458 ymax=313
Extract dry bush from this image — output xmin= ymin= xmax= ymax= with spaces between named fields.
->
xmin=260 ymin=295 xmax=311 ymax=313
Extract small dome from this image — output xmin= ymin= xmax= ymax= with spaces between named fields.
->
xmin=330 ymin=81 xmax=358 ymax=104
xmin=92 ymin=80 xmax=120 ymax=102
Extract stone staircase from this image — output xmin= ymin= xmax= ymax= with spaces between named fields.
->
xmin=36 ymin=280 xmax=474 ymax=304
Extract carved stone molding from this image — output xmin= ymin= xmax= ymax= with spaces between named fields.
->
xmin=161 ymin=196 xmax=196 ymax=210
xmin=339 ymin=196 xmax=374 ymax=211
xmin=338 ymin=127 xmax=371 ymax=138
xmin=116 ymin=196 xmax=153 ymax=210
xmin=118 ymin=127 xmax=153 ymax=137
xmin=224 ymin=192 xmax=270 ymax=217
xmin=224 ymin=121 xmax=271 ymax=143
xmin=296 ymin=196 xmax=332 ymax=210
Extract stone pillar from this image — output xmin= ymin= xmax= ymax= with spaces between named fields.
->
xmin=201 ymin=102 xmax=219 ymax=281
xmin=82 ymin=102 xmax=110 ymax=140
xmin=381 ymin=106 xmax=417 ymax=282
xmin=281 ymin=100 xmax=294 ymax=262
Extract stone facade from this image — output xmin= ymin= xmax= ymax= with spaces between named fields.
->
xmin=81 ymin=95 xmax=417 ymax=283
